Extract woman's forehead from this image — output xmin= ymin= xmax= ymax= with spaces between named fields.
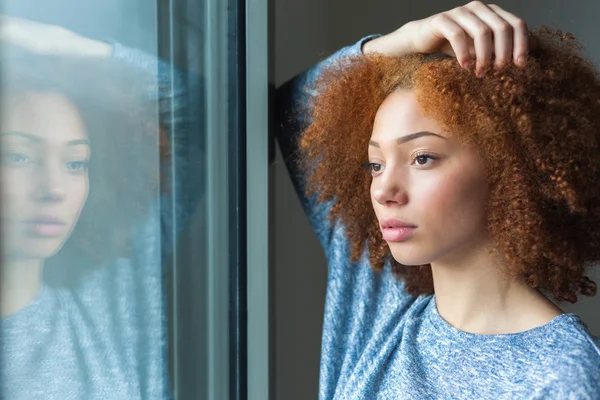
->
xmin=1 ymin=91 xmax=88 ymax=144
xmin=371 ymin=90 xmax=445 ymax=143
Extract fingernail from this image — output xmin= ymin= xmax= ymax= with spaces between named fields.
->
xmin=463 ymin=60 xmax=473 ymax=69
xmin=517 ymin=55 xmax=527 ymax=66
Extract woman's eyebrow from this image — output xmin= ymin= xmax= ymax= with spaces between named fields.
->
xmin=369 ymin=131 xmax=446 ymax=147
xmin=1 ymin=130 xmax=42 ymax=142
xmin=1 ymin=131 xmax=90 ymax=146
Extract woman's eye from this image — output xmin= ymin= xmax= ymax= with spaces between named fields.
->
xmin=2 ymin=152 xmax=32 ymax=165
xmin=412 ymin=153 xmax=438 ymax=167
xmin=371 ymin=163 xmax=383 ymax=172
xmin=362 ymin=162 xmax=385 ymax=176
xmin=66 ymin=161 xmax=89 ymax=172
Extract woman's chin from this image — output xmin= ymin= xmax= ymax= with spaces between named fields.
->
xmin=7 ymin=239 xmax=67 ymax=260
xmin=388 ymin=244 xmax=433 ymax=267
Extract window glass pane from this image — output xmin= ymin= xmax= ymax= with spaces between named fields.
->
xmin=0 ymin=1 xmax=242 ymax=399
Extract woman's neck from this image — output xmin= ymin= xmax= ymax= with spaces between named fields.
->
xmin=430 ymin=236 xmax=563 ymax=335
xmin=1 ymin=257 xmax=45 ymax=317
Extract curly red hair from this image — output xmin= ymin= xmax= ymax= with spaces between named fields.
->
xmin=298 ymin=27 xmax=600 ymax=304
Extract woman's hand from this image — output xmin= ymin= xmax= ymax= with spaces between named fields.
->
xmin=0 ymin=15 xmax=112 ymax=58
xmin=363 ymin=1 xmax=529 ymax=76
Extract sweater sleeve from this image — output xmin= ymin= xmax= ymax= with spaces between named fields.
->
xmin=274 ymin=35 xmax=381 ymax=255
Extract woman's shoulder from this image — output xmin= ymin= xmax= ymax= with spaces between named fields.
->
xmin=551 ymin=313 xmax=600 ymax=355
xmin=537 ymin=345 xmax=600 ymax=399
xmin=538 ymin=314 xmax=600 ymax=392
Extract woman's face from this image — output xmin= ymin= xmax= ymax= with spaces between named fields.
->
xmin=368 ymin=90 xmax=490 ymax=266
xmin=1 ymin=91 xmax=90 ymax=260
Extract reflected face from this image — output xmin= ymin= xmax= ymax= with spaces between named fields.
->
xmin=1 ymin=91 xmax=90 ymax=260
xmin=368 ymin=90 xmax=489 ymax=266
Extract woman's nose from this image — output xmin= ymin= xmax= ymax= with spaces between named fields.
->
xmin=372 ymin=170 xmax=408 ymax=206
xmin=34 ymin=162 xmax=66 ymax=202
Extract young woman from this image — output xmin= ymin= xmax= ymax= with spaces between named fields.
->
xmin=277 ymin=2 xmax=600 ymax=399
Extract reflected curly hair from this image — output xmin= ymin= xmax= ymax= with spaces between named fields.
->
xmin=298 ymin=27 xmax=600 ymax=304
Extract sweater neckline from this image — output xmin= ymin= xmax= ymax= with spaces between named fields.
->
xmin=425 ymin=294 xmax=581 ymax=342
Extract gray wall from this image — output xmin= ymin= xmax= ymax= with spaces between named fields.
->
xmin=273 ymin=1 xmax=600 ymax=399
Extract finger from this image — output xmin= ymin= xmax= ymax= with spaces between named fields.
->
xmin=431 ymin=13 xmax=473 ymax=68
xmin=465 ymin=1 xmax=513 ymax=68
xmin=440 ymin=38 xmax=476 ymax=61
xmin=447 ymin=6 xmax=493 ymax=75
xmin=487 ymin=4 xmax=529 ymax=66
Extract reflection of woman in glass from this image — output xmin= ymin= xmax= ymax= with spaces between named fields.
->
xmin=279 ymin=10 xmax=600 ymax=400
xmin=1 ymin=55 xmax=169 ymax=398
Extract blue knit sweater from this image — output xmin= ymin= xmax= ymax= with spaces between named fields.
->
xmin=276 ymin=35 xmax=600 ymax=400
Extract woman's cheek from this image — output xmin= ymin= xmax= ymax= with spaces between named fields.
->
xmin=1 ymin=169 xmax=30 ymax=214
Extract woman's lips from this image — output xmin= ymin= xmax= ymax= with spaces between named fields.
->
xmin=24 ymin=221 xmax=66 ymax=237
xmin=379 ymin=218 xmax=417 ymax=242
xmin=381 ymin=226 xmax=416 ymax=242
